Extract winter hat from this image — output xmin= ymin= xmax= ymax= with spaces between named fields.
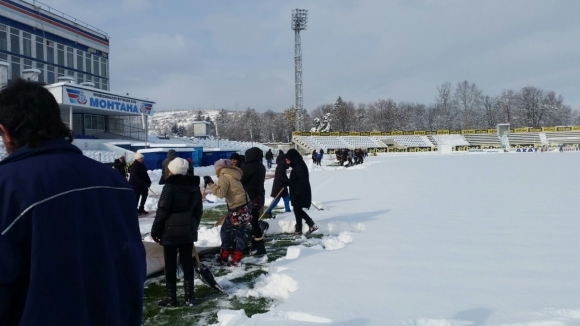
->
xmin=214 ymin=159 xmax=233 ymax=173
xmin=167 ymin=149 xmax=177 ymax=159
xmin=133 ymin=153 xmax=144 ymax=160
xmin=230 ymin=153 xmax=241 ymax=160
xmin=168 ymin=157 xmax=189 ymax=175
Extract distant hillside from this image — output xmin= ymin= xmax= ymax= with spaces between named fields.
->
xmin=148 ymin=110 xmax=220 ymax=137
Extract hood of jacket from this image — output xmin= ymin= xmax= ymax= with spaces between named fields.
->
xmin=217 ymin=165 xmax=243 ymax=180
xmin=244 ymin=147 xmax=263 ymax=163
xmin=166 ymin=149 xmax=177 ymax=159
xmin=284 ymin=148 xmax=303 ymax=167
xmin=163 ymin=174 xmax=200 ymax=190
xmin=276 ymin=153 xmax=287 ymax=165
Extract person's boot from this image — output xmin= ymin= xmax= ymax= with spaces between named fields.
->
xmin=183 ymin=279 xmax=195 ymax=306
xmin=138 ymin=206 xmax=148 ymax=215
xmin=229 ymin=251 xmax=243 ymax=267
xmin=251 ymin=237 xmax=267 ymax=255
xmin=305 ymin=224 xmax=319 ymax=236
xmin=157 ymin=283 xmax=178 ymax=307
xmin=216 ymin=249 xmax=230 ymax=265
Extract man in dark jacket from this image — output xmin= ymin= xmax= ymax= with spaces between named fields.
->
xmin=113 ymin=154 xmax=128 ymax=178
xmin=285 ymin=149 xmax=318 ymax=235
xmin=151 ymin=158 xmax=202 ymax=307
xmin=0 ymin=79 xmax=146 ymax=326
xmin=241 ymin=147 xmax=267 ymax=255
xmin=159 ymin=149 xmax=177 ymax=184
xmin=265 ymin=149 xmax=274 ymax=169
xmin=129 ymin=152 xmax=152 ymax=215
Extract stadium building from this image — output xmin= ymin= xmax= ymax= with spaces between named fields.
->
xmin=0 ymin=0 xmax=109 ymax=89
xmin=0 ymin=0 xmax=157 ymax=143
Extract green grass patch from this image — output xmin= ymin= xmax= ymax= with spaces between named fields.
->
xmin=200 ymin=205 xmax=228 ymax=225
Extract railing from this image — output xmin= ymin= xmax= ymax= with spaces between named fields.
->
xmin=22 ymin=0 xmax=109 ymax=37
xmin=106 ymin=120 xmax=145 ymax=140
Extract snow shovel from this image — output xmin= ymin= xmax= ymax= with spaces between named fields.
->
xmin=311 ymin=202 xmax=324 ymax=211
xmin=148 ymin=187 xmax=159 ymax=198
xmin=193 ymin=243 xmax=227 ymax=295
xmin=259 ymin=188 xmax=285 ymax=220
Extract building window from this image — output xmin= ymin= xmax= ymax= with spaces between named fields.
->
xmin=23 ymin=59 xmax=32 ymax=69
xmin=35 ymin=37 xmax=44 ymax=61
xmin=57 ymin=67 xmax=65 ymax=78
xmin=93 ymin=56 xmax=99 ymax=76
xmin=47 ymin=65 xmax=55 ymax=84
xmin=77 ymin=72 xmax=84 ymax=84
xmin=10 ymin=28 xmax=20 ymax=54
xmin=84 ymin=115 xmax=105 ymax=130
xmin=47 ymin=41 xmax=54 ymax=64
xmin=11 ymin=56 xmax=21 ymax=80
xmin=0 ymin=25 xmax=6 ymax=51
xmin=100 ymin=57 xmax=107 ymax=77
xmin=23 ymin=32 xmax=32 ymax=57
xmin=57 ymin=44 xmax=64 ymax=65
xmin=85 ymin=53 xmax=91 ymax=73
xmin=101 ymin=79 xmax=108 ymax=91
xmin=94 ymin=77 xmax=100 ymax=89
xmin=85 ymin=75 xmax=92 ymax=83
xmin=0 ymin=53 xmax=7 ymax=62
xmin=36 ymin=62 xmax=44 ymax=83
xmin=77 ymin=50 xmax=84 ymax=71
xmin=66 ymin=47 xmax=74 ymax=68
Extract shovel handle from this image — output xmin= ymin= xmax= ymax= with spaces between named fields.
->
xmin=148 ymin=187 xmax=159 ymax=198
xmin=192 ymin=243 xmax=202 ymax=269
xmin=259 ymin=188 xmax=285 ymax=221
xmin=311 ymin=202 xmax=323 ymax=211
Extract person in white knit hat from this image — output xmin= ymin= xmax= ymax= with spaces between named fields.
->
xmin=151 ymin=157 xmax=202 ymax=307
xmin=128 ymin=152 xmax=151 ymax=215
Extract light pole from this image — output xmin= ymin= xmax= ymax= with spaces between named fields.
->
xmin=292 ymin=8 xmax=308 ymax=131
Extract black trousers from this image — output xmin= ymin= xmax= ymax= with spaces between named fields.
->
xmin=293 ymin=206 xmax=314 ymax=232
xmin=163 ymin=243 xmax=194 ymax=284
xmin=135 ymin=190 xmax=148 ymax=209
xmin=250 ymin=196 xmax=264 ymax=238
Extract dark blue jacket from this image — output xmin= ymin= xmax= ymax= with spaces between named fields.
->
xmin=0 ymin=139 xmax=146 ymax=326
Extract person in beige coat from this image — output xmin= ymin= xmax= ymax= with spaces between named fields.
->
xmin=204 ymin=159 xmax=250 ymax=266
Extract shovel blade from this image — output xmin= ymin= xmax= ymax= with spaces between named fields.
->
xmin=196 ymin=263 xmax=227 ymax=295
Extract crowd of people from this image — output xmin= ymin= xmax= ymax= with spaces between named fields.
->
xmin=0 ymin=79 xmax=323 ymax=323
xmin=334 ymin=148 xmax=367 ymax=167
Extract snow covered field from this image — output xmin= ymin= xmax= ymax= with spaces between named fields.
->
xmin=140 ymin=151 xmax=580 ymax=326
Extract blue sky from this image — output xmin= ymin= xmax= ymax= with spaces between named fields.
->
xmin=40 ymin=0 xmax=580 ymax=112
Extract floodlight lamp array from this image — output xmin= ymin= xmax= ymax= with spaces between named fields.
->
xmin=291 ymin=9 xmax=308 ymax=30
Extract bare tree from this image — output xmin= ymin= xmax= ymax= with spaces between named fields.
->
xmin=433 ymin=82 xmax=456 ymax=129
xmin=454 ymin=80 xmax=483 ymax=129
xmin=498 ymin=89 xmax=517 ymax=125
xmin=518 ymin=86 xmax=545 ymax=127
xmin=482 ymin=95 xmax=500 ymax=128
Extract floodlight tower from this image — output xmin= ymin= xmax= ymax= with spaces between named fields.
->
xmin=292 ymin=8 xmax=308 ymax=131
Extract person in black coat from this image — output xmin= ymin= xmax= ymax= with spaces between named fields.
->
xmin=285 ymin=149 xmax=318 ymax=235
xmin=113 ymin=155 xmax=128 ymax=178
xmin=265 ymin=149 xmax=274 ymax=169
xmin=150 ymin=158 xmax=203 ymax=307
xmin=159 ymin=149 xmax=177 ymax=184
xmin=129 ymin=153 xmax=152 ymax=215
xmin=241 ymin=147 xmax=267 ymax=254
xmin=265 ymin=152 xmax=291 ymax=218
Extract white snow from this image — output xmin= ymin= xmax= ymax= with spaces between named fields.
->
xmin=139 ymin=151 xmax=580 ymax=326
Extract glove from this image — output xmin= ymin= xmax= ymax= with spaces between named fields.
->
xmin=152 ymin=236 xmax=160 ymax=243
xmin=203 ymin=176 xmax=214 ymax=187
